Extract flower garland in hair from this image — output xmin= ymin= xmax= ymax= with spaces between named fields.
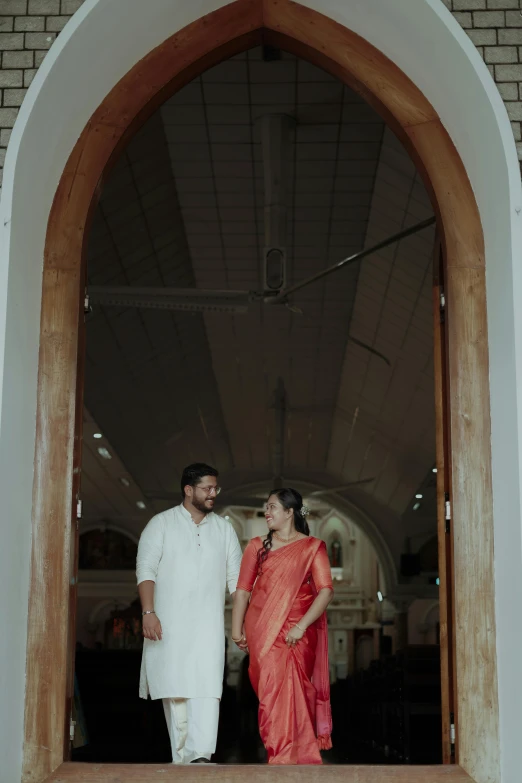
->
xmin=300 ymin=505 xmax=310 ymax=517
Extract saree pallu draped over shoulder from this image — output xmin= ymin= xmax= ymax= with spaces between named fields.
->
xmin=238 ymin=536 xmax=333 ymax=764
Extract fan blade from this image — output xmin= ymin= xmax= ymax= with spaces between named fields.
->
xmin=88 ymin=286 xmax=252 ymax=314
xmin=268 ymin=216 xmax=436 ymax=303
xmin=348 ymin=336 xmax=391 ymax=366
xmin=309 ymin=479 xmax=376 ymax=496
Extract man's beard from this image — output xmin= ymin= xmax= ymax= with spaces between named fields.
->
xmin=191 ymin=496 xmax=214 ymax=515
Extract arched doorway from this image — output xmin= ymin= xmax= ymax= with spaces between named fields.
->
xmin=3 ymin=1 xmax=519 ymax=781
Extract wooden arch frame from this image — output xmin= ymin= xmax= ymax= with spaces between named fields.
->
xmin=27 ymin=1 xmax=497 ymax=781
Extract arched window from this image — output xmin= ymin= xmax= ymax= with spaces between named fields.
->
xmin=79 ymin=528 xmax=137 ymax=570
xmin=328 ymin=533 xmax=343 ymax=568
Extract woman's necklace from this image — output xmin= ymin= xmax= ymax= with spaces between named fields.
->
xmin=273 ymin=529 xmax=300 ymax=544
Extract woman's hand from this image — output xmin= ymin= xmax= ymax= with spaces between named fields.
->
xmin=142 ymin=613 xmax=163 ymax=641
xmin=233 ymin=633 xmax=249 ymax=653
xmin=285 ymin=624 xmax=305 ymax=647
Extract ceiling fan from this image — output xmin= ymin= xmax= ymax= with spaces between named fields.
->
xmin=87 ymin=112 xmax=435 ymax=316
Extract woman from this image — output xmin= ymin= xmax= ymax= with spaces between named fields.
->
xmin=232 ymin=488 xmax=334 ymax=764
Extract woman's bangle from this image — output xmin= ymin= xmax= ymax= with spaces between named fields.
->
xmin=142 ymin=610 xmax=155 ymax=616
xmin=231 ymin=634 xmax=244 ymax=642
xmin=295 ymin=623 xmax=305 ymax=632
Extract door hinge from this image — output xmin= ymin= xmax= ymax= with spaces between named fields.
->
xmin=77 ymin=499 xmax=82 ymax=519
xmin=445 ymin=493 xmax=451 ymax=534
xmin=84 ymin=292 xmax=91 ymax=315
xmin=440 ymin=288 xmax=446 ymax=324
xmin=70 ymin=719 xmax=76 ymax=742
xmin=450 ymin=713 xmax=456 ymax=752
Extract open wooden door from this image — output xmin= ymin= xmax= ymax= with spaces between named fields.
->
xmin=433 ymin=239 xmax=457 ymax=764
xmin=63 ymin=284 xmax=88 ymax=759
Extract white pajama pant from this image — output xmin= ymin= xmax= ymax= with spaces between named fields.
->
xmin=162 ymin=697 xmax=219 ymax=764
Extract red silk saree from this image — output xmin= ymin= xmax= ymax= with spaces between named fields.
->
xmin=237 ymin=536 xmax=333 ymax=764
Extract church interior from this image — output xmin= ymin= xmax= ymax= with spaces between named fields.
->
xmin=71 ymin=44 xmax=443 ymax=766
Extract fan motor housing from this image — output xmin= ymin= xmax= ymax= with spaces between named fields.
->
xmin=264 ymin=246 xmax=287 ymax=291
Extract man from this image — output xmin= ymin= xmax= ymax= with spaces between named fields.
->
xmin=136 ymin=463 xmax=242 ymax=764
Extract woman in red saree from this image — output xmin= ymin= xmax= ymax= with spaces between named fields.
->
xmin=232 ymin=488 xmax=334 ymax=764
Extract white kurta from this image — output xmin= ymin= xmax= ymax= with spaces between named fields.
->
xmin=136 ymin=504 xmax=242 ymax=700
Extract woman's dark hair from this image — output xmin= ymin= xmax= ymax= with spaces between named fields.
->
xmin=257 ymin=487 xmax=310 ymax=571
xmin=181 ymin=462 xmax=218 ymax=499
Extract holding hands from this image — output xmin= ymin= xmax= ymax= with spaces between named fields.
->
xmin=232 ymin=632 xmax=249 ymax=653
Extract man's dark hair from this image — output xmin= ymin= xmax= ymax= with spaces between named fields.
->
xmin=181 ymin=463 xmax=219 ymax=498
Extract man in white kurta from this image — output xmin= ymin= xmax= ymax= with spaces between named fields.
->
xmin=136 ymin=464 xmax=242 ymax=764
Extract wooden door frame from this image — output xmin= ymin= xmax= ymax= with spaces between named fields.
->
xmin=25 ymin=1 xmax=497 ymax=782
xmin=433 ymin=239 xmax=457 ymax=766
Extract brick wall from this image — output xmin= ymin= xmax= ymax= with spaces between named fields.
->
xmin=0 ymin=0 xmax=521 ymax=187
xmin=0 ymin=0 xmax=85 ymax=184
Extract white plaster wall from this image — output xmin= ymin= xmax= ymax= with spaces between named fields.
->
xmin=408 ymin=599 xmax=440 ymax=646
xmin=0 ymin=0 xmax=521 ymax=780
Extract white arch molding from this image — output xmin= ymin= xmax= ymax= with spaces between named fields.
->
xmin=0 ymin=1 xmax=521 ymax=782
xmin=423 ymin=600 xmax=441 ymax=627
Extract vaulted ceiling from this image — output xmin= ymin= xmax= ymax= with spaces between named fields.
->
xmin=82 ymin=46 xmax=437 ymax=569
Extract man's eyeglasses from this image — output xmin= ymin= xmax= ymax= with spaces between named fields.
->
xmin=195 ymin=484 xmax=221 ymax=496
